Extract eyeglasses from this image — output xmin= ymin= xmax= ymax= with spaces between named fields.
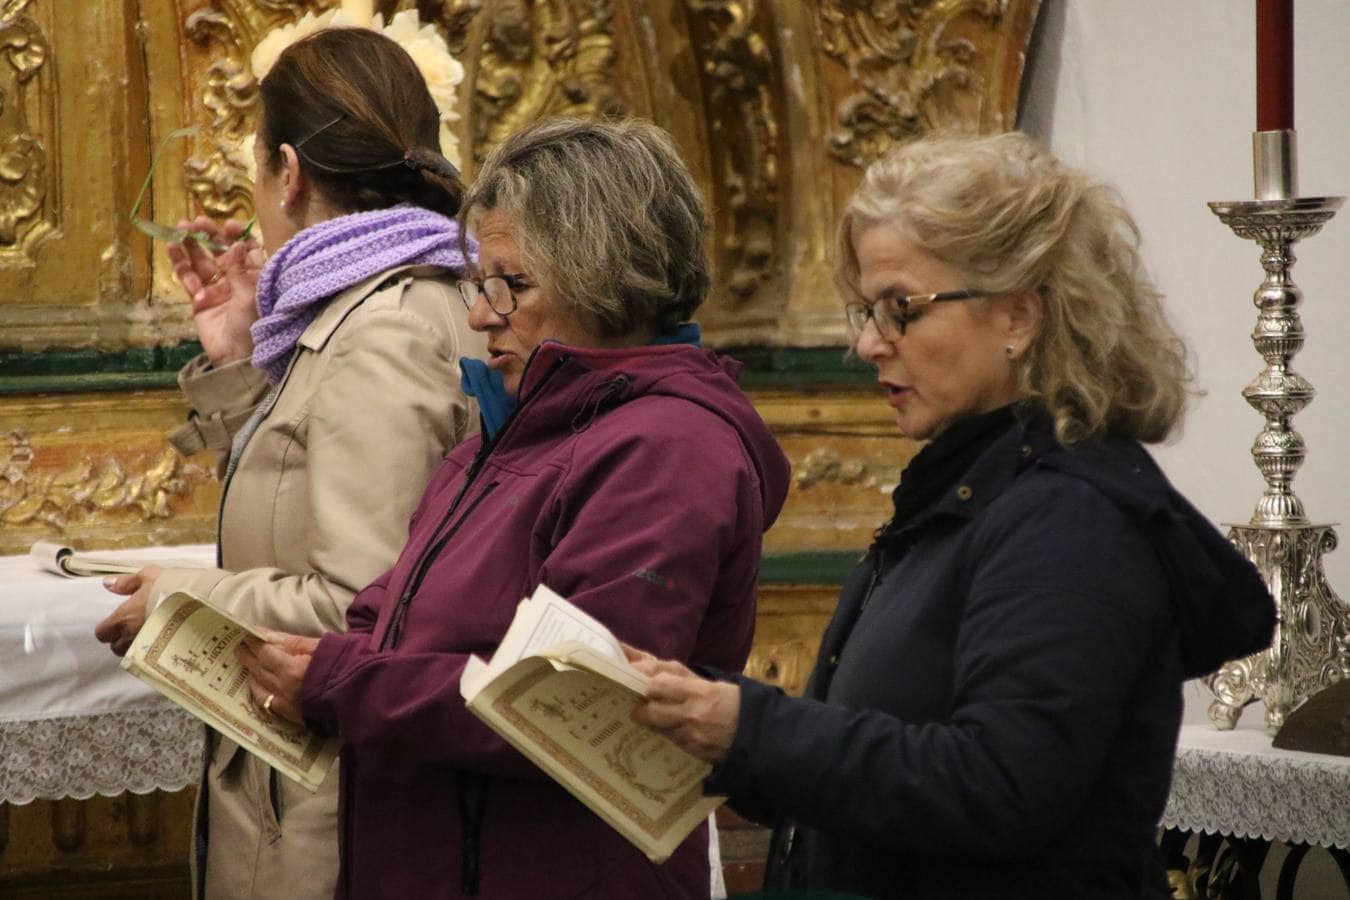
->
xmin=457 ymin=274 xmax=531 ymax=317
xmin=844 ymin=289 xmax=985 ymax=340
xmin=130 ymin=126 xmax=255 ymax=252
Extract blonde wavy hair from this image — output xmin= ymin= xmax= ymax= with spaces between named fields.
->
xmin=836 ymin=131 xmax=1193 ymax=445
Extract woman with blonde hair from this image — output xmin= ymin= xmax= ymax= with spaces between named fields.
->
xmin=627 ymin=131 xmax=1274 ymax=899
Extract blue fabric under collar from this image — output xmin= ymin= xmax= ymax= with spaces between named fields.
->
xmin=458 ymin=323 xmax=702 ymax=442
xmin=651 ymin=322 xmax=702 ymax=346
xmin=459 ymin=359 xmax=515 ymax=442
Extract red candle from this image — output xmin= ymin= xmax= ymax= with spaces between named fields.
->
xmin=1255 ymin=0 xmax=1294 ymax=131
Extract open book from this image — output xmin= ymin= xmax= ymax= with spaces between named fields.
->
xmin=30 ymin=540 xmax=208 ymax=578
xmin=461 ymin=585 xmax=722 ymax=863
xmin=122 ymin=591 xmax=339 ymax=792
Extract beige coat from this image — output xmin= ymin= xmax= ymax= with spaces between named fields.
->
xmin=154 ymin=266 xmax=484 ymax=900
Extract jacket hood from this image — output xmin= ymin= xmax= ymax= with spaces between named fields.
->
xmin=517 ymin=341 xmax=791 ymax=528
xmin=1027 ymin=426 xmax=1276 ymax=679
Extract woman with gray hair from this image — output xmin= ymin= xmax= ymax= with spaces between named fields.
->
xmin=237 ymin=117 xmax=790 ymax=898
xmin=626 ymin=132 xmax=1275 ymax=898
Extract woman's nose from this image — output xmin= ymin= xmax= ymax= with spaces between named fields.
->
xmin=853 ymin=318 xmax=893 ymax=362
xmin=466 ymin=291 xmax=504 ymax=332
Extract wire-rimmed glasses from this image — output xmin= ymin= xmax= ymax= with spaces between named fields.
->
xmin=129 ymin=126 xmax=255 ymax=252
xmin=844 ymin=289 xmax=985 ymax=340
xmin=457 ymin=274 xmax=531 ymax=317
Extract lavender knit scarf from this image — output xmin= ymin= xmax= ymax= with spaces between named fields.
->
xmin=251 ymin=205 xmax=473 ymax=382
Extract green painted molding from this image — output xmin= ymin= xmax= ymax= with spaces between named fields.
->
xmin=758 ymin=550 xmax=861 ymax=585
xmin=0 ymin=344 xmax=202 ymax=395
xmin=723 ymin=346 xmax=874 ymax=389
xmin=0 ymin=343 xmax=869 ymax=395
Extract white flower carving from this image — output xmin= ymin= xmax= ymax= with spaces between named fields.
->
xmin=237 ymin=8 xmax=465 ymax=182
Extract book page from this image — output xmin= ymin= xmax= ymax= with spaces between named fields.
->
xmin=491 ymin=584 xmax=627 ymax=672
xmin=461 ymin=582 xmax=720 ymax=861
xmin=469 ymin=657 xmax=719 ymax=862
xmin=543 ymin=641 xmax=648 ymax=696
xmin=30 ymin=541 xmax=140 ymax=577
xmin=30 ymin=541 xmax=210 ymax=578
xmin=122 ymin=592 xmax=338 ymax=791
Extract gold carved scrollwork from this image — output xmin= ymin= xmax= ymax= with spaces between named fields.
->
xmin=793 ymin=446 xmax=897 ymax=493
xmin=0 ymin=430 xmax=208 ymax=529
xmin=470 ymin=0 xmax=623 ymax=164
xmin=819 ymin=0 xmax=1015 ymax=167
xmin=179 ymin=1 xmax=484 ymax=219
xmin=179 ymin=2 xmax=330 ymax=220
xmin=744 ymin=639 xmax=817 ymax=696
xmin=685 ymin=0 xmax=781 ymax=302
xmin=0 ymin=0 xmax=49 ymax=250
xmin=422 ymin=0 xmax=483 ymax=57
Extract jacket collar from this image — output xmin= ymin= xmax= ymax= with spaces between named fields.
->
xmin=481 ymin=339 xmax=790 ymax=522
xmin=497 ymin=341 xmax=720 ymax=455
xmin=889 ymin=415 xmax=1274 ymax=679
xmin=895 ymin=415 xmax=1053 ymax=534
xmin=297 ymin=264 xmax=446 ymax=352
xmin=515 ymin=339 xmax=727 ymax=398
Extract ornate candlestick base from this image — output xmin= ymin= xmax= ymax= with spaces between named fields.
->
xmin=1206 ymin=191 xmax=1349 ymax=733
xmin=1210 ymin=524 xmax=1350 ymax=731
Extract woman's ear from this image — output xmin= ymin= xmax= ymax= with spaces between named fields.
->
xmin=278 ymin=144 xmax=303 ymax=208
xmin=1005 ymin=289 xmax=1044 ymax=353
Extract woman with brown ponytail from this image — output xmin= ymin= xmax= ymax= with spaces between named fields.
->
xmin=94 ymin=27 xmax=485 ymax=900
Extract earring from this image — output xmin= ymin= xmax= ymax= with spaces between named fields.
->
xmin=1004 ymin=344 xmax=1015 ymax=357
xmin=279 ymin=199 xmax=287 ymax=210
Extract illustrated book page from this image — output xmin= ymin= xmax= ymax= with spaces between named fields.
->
xmin=122 ymin=591 xmax=339 ymax=791
xmin=30 ymin=540 xmax=209 ymax=577
xmin=461 ymin=584 xmax=722 ymax=863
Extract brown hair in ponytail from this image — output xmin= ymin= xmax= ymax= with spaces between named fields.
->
xmin=258 ymin=27 xmax=462 ymax=217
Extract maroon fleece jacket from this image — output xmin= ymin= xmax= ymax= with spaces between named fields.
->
xmin=302 ymin=340 xmax=790 ymax=899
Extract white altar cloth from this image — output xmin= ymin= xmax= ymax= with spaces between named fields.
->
xmin=1160 ymin=715 xmax=1350 ymax=849
xmin=0 ymin=545 xmax=214 ymax=804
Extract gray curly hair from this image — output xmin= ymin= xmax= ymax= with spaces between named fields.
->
xmin=837 ymin=131 xmax=1193 ymax=445
xmin=459 ymin=117 xmax=709 ymax=339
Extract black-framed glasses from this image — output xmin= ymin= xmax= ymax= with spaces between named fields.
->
xmin=130 ymin=126 xmax=255 ymax=252
xmin=844 ymin=289 xmax=985 ymax=340
xmin=457 ymin=274 xmax=531 ymax=316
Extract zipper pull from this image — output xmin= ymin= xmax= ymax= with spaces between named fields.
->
xmin=381 ymin=591 xmax=413 ymax=650
xmin=859 ymin=546 xmax=886 ymax=612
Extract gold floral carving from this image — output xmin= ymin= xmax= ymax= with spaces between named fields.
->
xmin=746 ymin=586 xmax=840 ymax=697
xmin=423 ymin=0 xmax=482 ymax=57
xmin=744 ymin=639 xmax=817 ymax=696
xmin=469 ymin=0 xmax=623 ymax=165
xmin=0 ymin=0 xmax=50 ymax=249
xmin=819 ymin=0 xmax=1031 ymax=167
xmin=685 ymin=0 xmax=781 ymax=302
xmin=0 ymin=430 xmax=209 ymax=529
xmin=179 ymin=2 xmax=481 ymax=217
xmin=792 ymin=446 xmax=897 ymax=493
xmin=179 ymin=2 xmax=324 ymax=220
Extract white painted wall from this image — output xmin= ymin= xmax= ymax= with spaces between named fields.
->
xmin=1019 ymin=1 xmax=1350 ymax=722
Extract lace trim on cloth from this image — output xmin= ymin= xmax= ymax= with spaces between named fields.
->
xmin=1160 ymin=725 xmax=1350 ymax=849
xmin=0 ymin=708 xmax=202 ymax=805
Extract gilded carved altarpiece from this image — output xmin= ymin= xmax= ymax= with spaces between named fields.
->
xmin=0 ymin=2 xmax=1038 ymax=894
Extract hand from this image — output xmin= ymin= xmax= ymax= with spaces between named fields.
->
xmin=237 ymin=632 xmax=320 ymax=725
xmin=94 ymin=565 xmax=165 ymax=656
xmin=166 ymin=216 xmax=264 ymax=368
xmin=623 ymin=643 xmax=740 ymax=763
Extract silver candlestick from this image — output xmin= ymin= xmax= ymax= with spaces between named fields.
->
xmin=1205 ymin=129 xmax=1349 ymax=732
